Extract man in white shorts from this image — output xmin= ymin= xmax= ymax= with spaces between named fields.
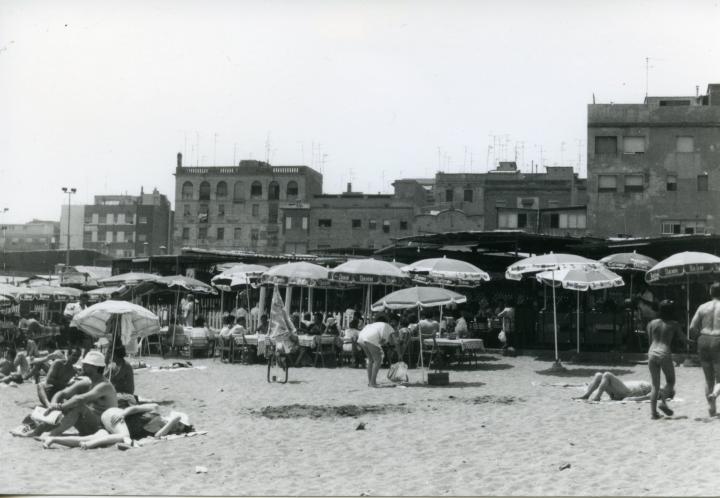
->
xmin=357 ymin=314 xmax=398 ymax=387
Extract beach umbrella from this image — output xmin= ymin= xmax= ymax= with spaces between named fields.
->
xmin=371 ymin=286 xmax=467 ymax=382
xmin=600 ymin=251 xmax=658 ymax=297
xmin=154 ymin=275 xmax=216 ymax=294
xmin=28 ymin=285 xmax=82 ymax=302
xmin=211 ymin=264 xmax=268 ymax=291
xmin=645 ymin=251 xmax=720 ymax=338
xmin=86 ymin=286 xmax=123 ymax=302
xmin=402 ymin=256 xmax=490 ymax=287
xmin=506 ymin=253 xmax=600 ymax=367
xmin=329 ymin=258 xmax=410 ymax=319
xmin=536 ymin=266 xmax=624 ymax=353
xmin=98 ymin=272 xmax=159 ymax=286
xmin=262 ymin=262 xmax=329 ymax=286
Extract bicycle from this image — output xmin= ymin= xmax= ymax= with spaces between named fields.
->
xmin=265 ymin=337 xmax=289 ymax=384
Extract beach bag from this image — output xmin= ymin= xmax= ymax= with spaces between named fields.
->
xmin=498 ymin=330 xmax=507 ymax=343
xmin=387 ymin=361 xmax=409 ymax=383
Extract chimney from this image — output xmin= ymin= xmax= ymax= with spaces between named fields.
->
xmin=177 ymin=152 xmax=182 ymax=168
xmin=347 ymin=182 xmax=352 ymax=193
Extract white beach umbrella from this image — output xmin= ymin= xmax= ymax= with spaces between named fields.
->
xmin=402 ymin=256 xmax=490 ymax=287
xmin=536 ymin=266 xmax=624 ymax=353
xmin=505 ymin=253 xmax=600 ymax=366
xmin=99 ymin=272 xmax=159 ymax=286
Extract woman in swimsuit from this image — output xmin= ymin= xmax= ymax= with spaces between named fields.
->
xmin=647 ymin=300 xmax=685 ymax=419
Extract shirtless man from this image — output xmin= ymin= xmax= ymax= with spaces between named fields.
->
xmin=41 ymin=350 xmax=117 ymax=437
xmin=647 ymin=300 xmax=686 ymax=419
xmin=574 ymin=371 xmax=673 ymax=412
xmin=689 ymin=283 xmax=720 ymax=416
xmin=0 ymin=348 xmax=28 ymax=384
xmin=37 ymin=348 xmax=81 ymax=408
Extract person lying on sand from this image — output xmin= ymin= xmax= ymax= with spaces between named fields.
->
xmin=40 ymin=350 xmax=117 ymax=437
xmin=41 ymin=403 xmax=194 ymax=449
xmin=37 ymin=348 xmax=82 ymax=408
xmin=574 ymin=371 xmax=675 ymax=416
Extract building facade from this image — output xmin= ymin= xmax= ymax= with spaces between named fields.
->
xmin=173 ymin=153 xmax=323 ymax=254
xmin=587 ymin=84 xmax=720 ymax=237
xmin=0 ymin=219 xmax=60 ymax=252
xmin=60 ymin=189 xmax=173 ymax=258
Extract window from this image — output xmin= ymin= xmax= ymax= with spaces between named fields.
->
xmin=252 ymin=204 xmax=259 ymax=217
xmin=676 ymin=136 xmax=694 ymax=153
xmin=117 ymin=213 xmax=125 ymax=225
xmin=91 ymin=231 xmax=98 ymax=242
xmin=216 ymin=181 xmax=228 ymax=198
xmin=250 ymin=229 xmax=259 ymax=244
xmin=181 ymin=181 xmax=193 ymax=200
xmin=301 ymin=217 xmax=308 ymax=230
xmin=369 ymin=219 xmax=377 ymax=230
xmin=218 ymin=204 xmax=225 ymax=218
xmin=595 ymin=136 xmax=617 ymax=154
xmin=198 ymin=227 xmax=207 ymax=239
xmin=598 ymin=175 xmax=617 ymax=192
xmin=624 ymin=175 xmax=644 ymax=193
xmin=182 ymin=228 xmax=190 ymax=240
xmin=286 ymin=181 xmax=299 ymax=199
xmin=382 ymin=220 xmax=390 ymax=233
xmin=198 ymin=204 xmax=209 ymax=223
xmin=106 ymin=213 xmax=114 ymax=224
xmin=106 ymin=231 xmax=113 ymax=243
xmin=623 ymin=137 xmax=645 ymax=154
xmin=83 ymin=231 xmax=92 ymax=243
xmin=666 ymin=175 xmax=677 ymax=191
xmin=445 ymin=189 xmax=454 ymax=202
xmin=498 ymin=213 xmax=517 ymax=229
xmin=285 ymin=217 xmax=292 ymax=230
xmin=550 ymin=213 xmax=560 ymax=229
xmin=139 ymin=216 xmax=148 ymax=224
xmin=662 ymin=220 xmax=706 ymax=235
xmin=217 ymin=227 xmax=224 ymax=240
xmin=250 ymin=181 xmax=262 ymax=199
xmin=517 ymin=213 xmax=527 ymax=228
xmin=400 ymin=220 xmax=408 ymax=230
xmin=559 ymin=213 xmax=587 ymax=229
xmin=116 ymin=231 xmax=125 ymax=243
xmin=698 ymin=175 xmax=709 ymax=192
xmin=84 ymin=215 xmax=92 ymax=224
xmin=91 ymin=213 xmax=99 ymax=224
xmin=268 ymin=204 xmax=278 ymax=223
xmin=233 ymin=181 xmax=245 ymax=201
xmin=318 ymin=219 xmax=332 ymax=228
xmin=199 ymin=181 xmax=211 ymax=201
xmin=352 ymin=219 xmax=362 ymax=229
xmin=234 ymin=227 xmax=242 ymax=240
xmin=268 ymin=181 xmax=280 ymax=200
xmin=464 ymin=189 xmax=473 ymax=202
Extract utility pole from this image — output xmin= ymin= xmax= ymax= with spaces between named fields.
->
xmin=0 ymin=207 xmax=8 ymax=272
xmin=61 ymin=187 xmax=77 ymax=280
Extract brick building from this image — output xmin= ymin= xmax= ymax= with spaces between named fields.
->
xmin=173 ymin=153 xmax=323 ymax=254
xmin=59 ymin=189 xmax=173 ymax=258
xmin=587 ymin=84 xmax=720 ymax=237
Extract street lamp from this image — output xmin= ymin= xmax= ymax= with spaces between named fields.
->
xmin=61 ymin=187 xmax=77 ymax=271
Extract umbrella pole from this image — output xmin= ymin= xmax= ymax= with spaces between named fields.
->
xmin=553 ymin=269 xmax=560 ymax=365
xmin=629 ymin=273 xmax=634 ymax=300
xmin=324 ymin=288 xmax=328 ymax=316
xmin=220 ymin=289 xmax=224 ymax=316
xmin=576 ymin=290 xmax=580 ymax=354
xmin=686 ymin=274 xmax=691 ymax=341
xmin=108 ymin=315 xmax=120 ymax=382
xmin=171 ymin=290 xmax=179 ymax=348
xmin=418 ymin=305 xmax=425 ymax=383
xmin=246 ymin=283 xmax=251 ymax=317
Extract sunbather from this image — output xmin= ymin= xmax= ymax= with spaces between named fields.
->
xmin=37 ymin=348 xmax=81 ymax=407
xmin=0 ymin=348 xmax=28 ymax=384
xmin=574 ymin=371 xmax=674 ymax=415
xmin=41 ymin=403 xmax=194 ymax=449
xmin=105 ymin=345 xmax=134 ymax=395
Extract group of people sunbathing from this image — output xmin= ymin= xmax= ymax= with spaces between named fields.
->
xmin=8 ymin=343 xmax=194 ymax=450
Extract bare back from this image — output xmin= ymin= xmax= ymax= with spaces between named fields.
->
xmin=647 ymin=318 xmax=681 ymax=357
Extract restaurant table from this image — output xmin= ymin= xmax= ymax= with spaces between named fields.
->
xmin=422 ymin=338 xmax=485 ymax=368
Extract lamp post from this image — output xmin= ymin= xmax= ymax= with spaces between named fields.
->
xmin=61 ymin=187 xmax=76 ymax=275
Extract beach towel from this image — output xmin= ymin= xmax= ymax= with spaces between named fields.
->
xmin=387 ymin=361 xmax=409 ymax=383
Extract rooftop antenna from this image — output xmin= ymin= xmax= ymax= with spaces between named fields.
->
xmin=437 ymin=147 xmax=442 ymax=170
xmin=463 ymin=146 xmax=468 ymax=172
xmin=233 ymin=143 xmax=238 ymax=165
xmin=213 ymin=133 xmax=218 ymax=166
xmin=575 ymin=139 xmax=583 ymax=175
xmin=560 ymin=141 xmax=566 ymax=165
xmin=265 ymin=133 xmax=271 ymax=164
xmin=195 ymin=131 xmax=200 ymax=166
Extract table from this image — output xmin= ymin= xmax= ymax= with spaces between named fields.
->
xmin=422 ymin=338 xmax=485 ymax=368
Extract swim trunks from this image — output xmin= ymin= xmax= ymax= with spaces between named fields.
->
xmin=698 ymin=334 xmax=720 ymax=367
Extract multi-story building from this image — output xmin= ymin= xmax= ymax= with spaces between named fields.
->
xmin=173 ymin=153 xmax=323 ymax=254
xmin=59 ymin=189 xmax=173 ymax=258
xmin=0 ymin=219 xmax=60 ymax=252
xmin=423 ymin=162 xmax=588 ymax=235
xmin=587 ymin=83 xmax=720 ymax=237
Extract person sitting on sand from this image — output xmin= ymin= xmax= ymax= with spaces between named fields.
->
xmin=37 ymin=348 xmax=81 ymax=408
xmin=574 ymin=371 xmax=674 ymax=414
xmin=647 ymin=300 xmax=686 ymax=419
xmin=41 ymin=350 xmax=118 ymax=437
xmin=105 ymin=345 xmax=134 ymax=396
xmin=0 ymin=348 xmax=29 ymax=384
xmin=41 ymin=403 xmax=194 ymax=450
xmin=357 ymin=314 xmax=398 ymax=387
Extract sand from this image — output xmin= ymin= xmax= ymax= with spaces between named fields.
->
xmin=2 ymin=353 xmax=719 ymax=496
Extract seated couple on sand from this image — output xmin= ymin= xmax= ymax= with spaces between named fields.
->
xmin=574 ymin=371 xmax=676 ymax=416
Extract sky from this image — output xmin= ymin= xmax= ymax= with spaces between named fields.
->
xmin=1 ymin=0 xmax=718 ymax=224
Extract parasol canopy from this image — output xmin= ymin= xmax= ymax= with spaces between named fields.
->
xmin=86 ymin=286 xmax=124 ymax=301
xmin=403 ymin=256 xmax=490 ymax=287
xmin=536 ymin=266 xmax=625 ymax=291
xmin=371 ymin=286 xmax=467 ymax=311
xmin=506 ymin=253 xmax=599 ymax=280
xmin=261 ymin=262 xmax=329 ymax=286
xmin=98 ymin=272 xmax=159 ymax=286
xmin=329 ymin=258 xmax=409 ymax=285
xmin=211 ymin=264 xmax=269 ymax=291
xmin=600 ymin=252 xmax=658 ymax=272
xmin=645 ymin=251 xmax=720 ymax=285
xmin=70 ymin=299 xmax=161 ymax=344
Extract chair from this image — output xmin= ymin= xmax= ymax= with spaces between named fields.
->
xmin=217 ymin=335 xmax=232 ymax=363
xmin=140 ymin=334 xmax=164 ymax=357
xmin=418 ymin=334 xmax=438 ymax=369
xmin=231 ymin=335 xmax=250 ymax=364
xmin=340 ymin=337 xmax=364 ymax=367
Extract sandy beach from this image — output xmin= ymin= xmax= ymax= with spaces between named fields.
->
xmin=2 ymin=353 xmax=718 ymax=496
